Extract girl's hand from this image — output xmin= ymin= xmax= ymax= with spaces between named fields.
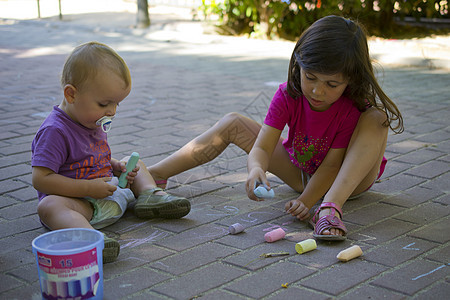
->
xmin=87 ymin=177 xmax=117 ymax=199
xmin=285 ymin=199 xmax=310 ymax=221
xmin=246 ymin=167 xmax=270 ymax=201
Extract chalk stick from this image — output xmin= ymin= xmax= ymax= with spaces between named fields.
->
xmin=264 ymin=228 xmax=285 ymax=242
xmin=229 ymin=223 xmax=244 ymax=234
xmin=118 ymin=152 xmax=140 ymax=188
xmin=254 ymin=186 xmax=275 ymax=198
xmin=337 ymin=245 xmax=363 ymax=262
xmin=253 ymin=182 xmax=275 ymax=199
xmin=295 ymin=239 xmax=317 ymax=254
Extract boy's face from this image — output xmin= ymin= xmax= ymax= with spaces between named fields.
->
xmin=63 ymin=68 xmax=130 ymax=131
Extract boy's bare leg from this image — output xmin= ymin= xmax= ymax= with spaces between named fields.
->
xmin=38 ymin=195 xmax=121 ymax=263
xmin=37 ymin=195 xmax=94 ymax=230
xmin=320 ymin=107 xmax=389 ymax=236
xmin=121 ymin=158 xmax=162 ymax=196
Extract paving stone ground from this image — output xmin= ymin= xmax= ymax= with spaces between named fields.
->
xmin=0 ymin=3 xmax=449 ymax=299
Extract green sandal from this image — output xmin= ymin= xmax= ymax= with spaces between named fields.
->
xmin=134 ymin=187 xmax=191 ymax=219
xmin=103 ymin=236 xmax=120 ymax=264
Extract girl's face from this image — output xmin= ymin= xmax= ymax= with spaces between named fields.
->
xmin=300 ymin=69 xmax=348 ymax=112
xmin=63 ymin=68 xmax=131 ymax=130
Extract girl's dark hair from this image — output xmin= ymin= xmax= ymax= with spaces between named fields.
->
xmin=287 ymin=15 xmax=403 ymax=133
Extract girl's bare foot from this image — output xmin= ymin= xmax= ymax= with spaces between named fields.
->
xmin=310 ymin=202 xmax=347 ymax=241
xmin=318 ymin=208 xmax=345 ymax=236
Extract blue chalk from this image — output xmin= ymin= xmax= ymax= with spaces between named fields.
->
xmin=118 ymin=152 xmax=139 ymax=188
xmin=254 ymin=184 xmax=275 ymax=199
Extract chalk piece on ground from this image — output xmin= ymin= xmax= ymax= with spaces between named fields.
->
xmin=337 ymin=245 xmax=363 ymax=262
xmin=264 ymin=228 xmax=285 ymax=242
xmin=295 ymin=239 xmax=317 ymax=254
xmin=229 ymin=223 xmax=244 ymax=234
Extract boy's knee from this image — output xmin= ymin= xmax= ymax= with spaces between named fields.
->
xmin=37 ymin=197 xmax=56 ymax=220
xmin=137 ymin=159 xmax=146 ymax=168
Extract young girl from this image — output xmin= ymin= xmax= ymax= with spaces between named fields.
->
xmin=148 ymin=15 xmax=403 ymax=241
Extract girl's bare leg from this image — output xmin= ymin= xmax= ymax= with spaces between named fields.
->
xmin=267 ymin=139 xmax=305 ymax=192
xmin=149 ymin=112 xmax=303 ymax=190
xmin=37 ymin=195 xmax=94 ymax=230
xmin=148 ymin=113 xmax=258 ymax=185
xmin=320 ymin=107 xmax=389 ymax=236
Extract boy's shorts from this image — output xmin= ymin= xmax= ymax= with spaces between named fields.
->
xmin=40 ymin=177 xmax=135 ymax=230
xmin=86 ymin=177 xmax=135 ymax=229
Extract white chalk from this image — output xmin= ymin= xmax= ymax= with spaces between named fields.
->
xmin=337 ymin=245 xmax=363 ymax=262
xmin=229 ymin=223 xmax=244 ymax=234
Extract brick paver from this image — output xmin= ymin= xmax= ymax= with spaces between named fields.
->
xmin=0 ymin=3 xmax=449 ymax=299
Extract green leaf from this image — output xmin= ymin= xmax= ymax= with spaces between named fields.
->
xmin=246 ymin=6 xmax=252 ymax=17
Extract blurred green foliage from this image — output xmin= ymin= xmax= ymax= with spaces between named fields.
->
xmin=199 ymin=0 xmax=449 ymax=39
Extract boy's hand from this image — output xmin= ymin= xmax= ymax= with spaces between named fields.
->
xmin=123 ymin=164 xmax=139 ymax=188
xmin=285 ymin=199 xmax=310 ymax=221
xmin=111 ymin=158 xmax=125 ymax=174
xmin=111 ymin=158 xmax=140 ymax=188
xmin=87 ymin=177 xmax=117 ymax=199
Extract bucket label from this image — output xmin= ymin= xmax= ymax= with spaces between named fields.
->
xmin=37 ymin=247 xmax=100 ymax=299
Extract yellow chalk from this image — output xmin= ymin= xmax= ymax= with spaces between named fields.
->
xmin=281 ymin=283 xmax=288 ymax=288
xmin=295 ymin=239 xmax=317 ymax=254
xmin=337 ymin=245 xmax=363 ymax=262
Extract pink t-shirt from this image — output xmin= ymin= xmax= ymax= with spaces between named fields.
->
xmin=264 ymin=82 xmax=361 ymax=175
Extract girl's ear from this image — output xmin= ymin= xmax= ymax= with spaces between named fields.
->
xmin=63 ymin=84 xmax=77 ymax=104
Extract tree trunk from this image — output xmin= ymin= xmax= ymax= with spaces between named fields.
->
xmin=137 ymin=0 xmax=150 ymax=28
xmin=256 ymin=0 xmax=270 ymax=39
xmin=379 ymin=0 xmax=394 ymax=35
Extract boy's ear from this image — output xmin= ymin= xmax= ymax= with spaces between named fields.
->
xmin=63 ymin=84 xmax=77 ymax=104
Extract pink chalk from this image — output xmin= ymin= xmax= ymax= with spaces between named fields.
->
xmin=264 ymin=228 xmax=285 ymax=242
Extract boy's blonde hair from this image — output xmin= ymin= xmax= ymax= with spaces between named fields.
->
xmin=61 ymin=41 xmax=131 ymax=91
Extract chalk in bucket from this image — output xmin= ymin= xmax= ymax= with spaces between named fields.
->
xmin=32 ymin=228 xmax=104 ymax=300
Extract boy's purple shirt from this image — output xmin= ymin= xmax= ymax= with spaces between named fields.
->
xmin=31 ymin=106 xmax=113 ymax=200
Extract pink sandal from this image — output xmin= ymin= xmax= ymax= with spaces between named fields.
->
xmin=309 ymin=202 xmax=347 ymax=241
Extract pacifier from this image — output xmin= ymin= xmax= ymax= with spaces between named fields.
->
xmin=96 ymin=116 xmax=114 ymax=133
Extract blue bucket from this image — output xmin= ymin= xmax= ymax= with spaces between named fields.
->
xmin=32 ymin=228 xmax=104 ymax=300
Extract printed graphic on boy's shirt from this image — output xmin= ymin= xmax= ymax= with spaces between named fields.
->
xmin=70 ymin=140 xmax=112 ymax=179
xmin=290 ymin=132 xmax=329 ymax=174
